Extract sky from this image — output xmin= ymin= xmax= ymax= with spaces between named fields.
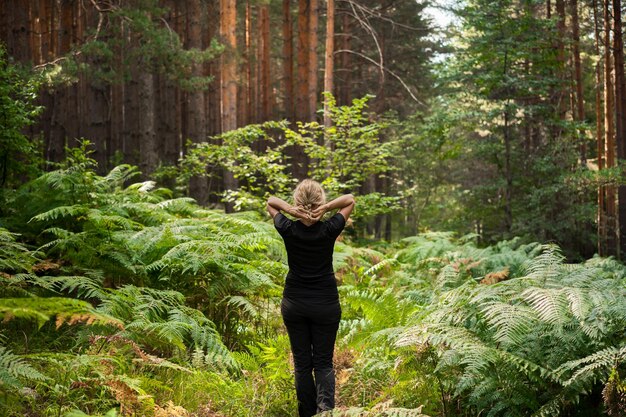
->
xmin=423 ymin=0 xmax=459 ymax=30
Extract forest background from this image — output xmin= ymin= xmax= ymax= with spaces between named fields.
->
xmin=2 ymin=0 xmax=626 ymax=416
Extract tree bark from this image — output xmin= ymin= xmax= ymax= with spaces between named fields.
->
xmin=612 ymin=0 xmax=626 ymax=257
xmin=293 ymin=0 xmax=310 ymax=178
xmin=187 ymin=0 xmax=208 ymax=203
xmin=220 ymin=0 xmax=238 ymax=211
xmin=260 ymin=3 xmax=271 ymax=122
xmin=323 ymin=0 xmax=334 ymax=133
xmin=83 ymin=4 xmax=108 ymax=171
xmin=296 ymin=0 xmax=309 ymax=122
xmin=11 ymin=0 xmax=30 ymax=63
xmin=240 ymin=1 xmax=251 ymax=126
xmin=30 ymin=1 xmax=41 ymax=65
xmin=138 ymin=71 xmax=158 ymax=177
xmin=49 ymin=0 xmax=77 ymax=162
xmin=603 ymin=0 xmax=617 ymax=256
xmin=307 ymin=0 xmax=319 ymax=122
xmin=40 ymin=0 xmax=51 ymax=62
xmin=283 ymin=0 xmax=294 ymax=121
xmin=593 ymin=0 xmax=606 ymax=255
xmin=553 ymin=0 xmax=567 ymax=134
xmin=159 ymin=1 xmax=181 ymax=167
xmin=571 ymin=0 xmax=585 ymax=164
xmin=338 ymin=12 xmax=351 ymax=105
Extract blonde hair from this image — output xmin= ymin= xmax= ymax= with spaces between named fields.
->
xmin=293 ymin=179 xmax=326 ymax=211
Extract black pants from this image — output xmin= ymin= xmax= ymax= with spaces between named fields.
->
xmin=281 ymin=296 xmax=341 ymax=417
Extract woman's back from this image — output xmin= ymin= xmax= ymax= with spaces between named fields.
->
xmin=274 ymin=212 xmax=346 ymax=301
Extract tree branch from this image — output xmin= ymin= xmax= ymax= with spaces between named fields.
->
xmin=335 ymin=49 xmax=424 ymax=105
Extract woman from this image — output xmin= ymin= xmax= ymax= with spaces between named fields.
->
xmin=266 ymin=179 xmax=355 ymax=417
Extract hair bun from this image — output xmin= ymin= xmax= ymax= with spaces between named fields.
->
xmin=293 ymin=179 xmax=326 ymax=213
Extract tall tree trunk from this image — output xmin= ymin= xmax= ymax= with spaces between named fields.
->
xmin=293 ymin=0 xmax=310 ymax=178
xmin=207 ymin=2 xmax=221 ymax=137
xmin=603 ymin=0 xmax=617 ymax=256
xmin=138 ymin=71 xmax=158 ymax=177
xmin=296 ymin=0 xmax=309 ymax=122
xmin=40 ymin=0 xmax=51 ymax=62
xmin=613 ymin=0 xmax=626 ymax=257
xmin=11 ymin=0 xmax=30 ymax=63
xmin=307 ymin=0 xmax=319 ymax=122
xmin=220 ymin=0 xmax=238 ymax=211
xmin=323 ymin=0 xmax=334 ymax=133
xmin=260 ymin=3 xmax=271 ymax=122
xmin=37 ymin=0 xmax=53 ymax=161
xmin=49 ymin=0 xmax=76 ymax=162
xmin=553 ymin=0 xmax=567 ymax=137
xmin=30 ymin=1 xmax=41 ymax=65
xmin=502 ymin=47 xmax=513 ymax=232
xmin=109 ymin=9 xmax=126 ymax=167
xmin=158 ymin=1 xmax=181 ymax=167
xmin=0 ymin=2 xmax=7 ymax=51
xmin=240 ymin=1 xmax=251 ymax=126
xmin=338 ymin=12 xmax=351 ymax=105
xmin=593 ymin=0 xmax=607 ymax=255
xmin=187 ymin=0 xmax=208 ymax=204
xmin=110 ymin=81 xmax=124 ymax=165
xmin=571 ymin=0 xmax=585 ymax=164
xmin=85 ymin=6 xmax=108 ymax=171
xmin=283 ymin=0 xmax=294 ymax=121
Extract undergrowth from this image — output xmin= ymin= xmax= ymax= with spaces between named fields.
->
xmin=1 ymin=151 xmax=625 ymax=416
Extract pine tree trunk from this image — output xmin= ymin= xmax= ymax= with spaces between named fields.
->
xmin=138 ymin=71 xmax=158 ymax=178
xmin=0 ymin=2 xmax=7 ymax=50
xmin=83 ymin=4 xmax=108 ymax=171
xmin=296 ymin=0 xmax=309 ymax=122
xmin=187 ymin=0 xmax=208 ymax=204
xmin=158 ymin=1 xmax=181 ymax=167
xmin=11 ymin=0 xmax=30 ymax=63
xmin=323 ymin=0 xmax=334 ymax=133
xmin=207 ymin=1 xmax=221 ymax=137
xmin=220 ymin=0 xmax=238 ymax=211
xmin=109 ymin=9 xmax=125 ymax=167
xmin=612 ymin=0 xmax=626 ymax=257
xmin=37 ymin=0 xmax=53 ymax=162
xmin=260 ymin=3 xmax=271 ymax=122
xmin=110 ymin=81 xmax=124 ymax=165
xmin=603 ymin=0 xmax=617 ymax=256
xmin=338 ymin=12 xmax=351 ymax=105
xmin=240 ymin=1 xmax=251 ymax=127
xmin=30 ymin=1 xmax=41 ymax=65
xmin=593 ymin=0 xmax=607 ymax=255
xmin=571 ymin=0 xmax=585 ymax=164
xmin=40 ymin=0 xmax=51 ymax=62
xmin=307 ymin=0 xmax=319 ymax=122
xmin=553 ymin=0 xmax=567 ymax=136
xmin=283 ymin=0 xmax=294 ymax=121
xmin=49 ymin=0 xmax=76 ymax=162
xmin=293 ymin=0 xmax=310 ymax=178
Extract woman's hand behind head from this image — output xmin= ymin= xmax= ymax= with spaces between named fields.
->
xmin=310 ymin=204 xmax=329 ymax=221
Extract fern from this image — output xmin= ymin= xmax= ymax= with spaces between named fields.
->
xmin=0 ymin=344 xmax=48 ymax=389
xmin=397 ymin=242 xmax=626 ymax=415
xmin=95 ymin=285 xmax=237 ymax=369
xmin=0 ymin=296 xmax=123 ymax=329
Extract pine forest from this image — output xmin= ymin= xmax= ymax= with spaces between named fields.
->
xmin=2 ymin=0 xmax=626 ymax=415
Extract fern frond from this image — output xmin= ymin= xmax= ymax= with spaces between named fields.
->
xmin=0 ymin=345 xmax=49 ymax=389
xmin=0 ymin=297 xmax=123 ymax=329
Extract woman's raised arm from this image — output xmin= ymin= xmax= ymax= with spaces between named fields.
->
xmin=311 ymin=194 xmax=355 ymax=221
xmin=266 ymin=196 xmax=309 ymax=220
